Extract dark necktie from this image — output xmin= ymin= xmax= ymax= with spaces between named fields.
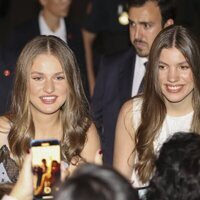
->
xmin=138 ymin=61 xmax=148 ymax=94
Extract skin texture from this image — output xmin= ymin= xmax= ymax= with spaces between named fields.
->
xmin=129 ymin=1 xmax=163 ymax=57
xmin=158 ymin=47 xmax=194 ymax=116
xmin=10 ymin=153 xmax=33 ymax=200
xmin=29 ymin=53 xmax=68 ymax=116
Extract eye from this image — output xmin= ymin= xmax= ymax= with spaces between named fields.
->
xmin=55 ymin=75 xmax=65 ymax=80
xmin=32 ymin=76 xmax=43 ymax=81
xmin=129 ymin=20 xmax=135 ymax=28
xmin=158 ymin=65 xmax=167 ymax=70
xmin=143 ymin=23 xmax=151 ymax=30
xmin=179 ymin=65 xmax=190 ymax=70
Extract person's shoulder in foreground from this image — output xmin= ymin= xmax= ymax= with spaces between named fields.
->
xmin=146 ymin=131 xmax=200 ymax=200
xmin=55 ymin=163 xmax=139 ymax=200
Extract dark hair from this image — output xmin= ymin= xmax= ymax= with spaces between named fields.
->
xmin=146 ymin=132 xmax=200 ymax=200
xmin=128 ymin=0 xmax=175 ymax=26
xmin=55 ymin=164 xmax=139 ymax=200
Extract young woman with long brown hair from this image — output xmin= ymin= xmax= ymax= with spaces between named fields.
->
xmin=114 ymin=25 xmax=200 ymax=188
xmin=0 ymin=35 xmax=100 ymax=184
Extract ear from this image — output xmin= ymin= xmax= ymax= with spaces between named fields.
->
xmin=164 ymin=19 xmax=174 ymax=28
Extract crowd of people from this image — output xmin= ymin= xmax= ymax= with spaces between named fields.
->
xmin=1 ymin=0 xmax=200 ymax=200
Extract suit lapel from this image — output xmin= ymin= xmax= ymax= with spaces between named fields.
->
xmin=119 ymin=48 xmax=136 ymax=103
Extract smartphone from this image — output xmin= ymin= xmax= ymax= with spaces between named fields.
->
xmin=31 ymin=139 xmax=61 ymax=199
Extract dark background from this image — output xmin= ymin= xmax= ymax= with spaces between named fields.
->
xmin=0 ymin=0 xmax=200 ymax=49
xmin=1 ymin=0 xmax=200 ymax=44
xmin=0 ymin=0 xmax=90 ymax=45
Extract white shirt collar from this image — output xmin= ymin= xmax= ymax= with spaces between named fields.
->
xmin=38 ymin=12 xmax=67 ymax=42
xmin=131 ymin=55 xmax=148 ymax=97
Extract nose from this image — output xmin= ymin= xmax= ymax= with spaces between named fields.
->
xmin=167 ymin=67 xmax=179 ymax=82
xmin=43 ymin=79 xmax=55 ymax=93
xmin=134 ymin=25 xmax=141 ymax=40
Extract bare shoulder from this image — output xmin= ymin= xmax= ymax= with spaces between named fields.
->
xmin=86 ymin=122 xmax=100 ymax=144
xmin=120 ymin=97 xmax=142 ymax=115
xmin=0 ymin=116 xmax=11 ymax=147
xmin=118 ymin=99 xmax=134 ymax=127
xmin=81 ymin=122 xmax=101 ymax=162
xmin=87 ymin=122 xmax=98 ymax=134
xmin=0 ymin=116 xmax=11 ymax=132
xmin=117 ymin=97 xmax=142 ymax=135
xmin=113 ymin=98 xmax=139 ymax=178
xmin=120 ymin=98 xmax=134 ymax=115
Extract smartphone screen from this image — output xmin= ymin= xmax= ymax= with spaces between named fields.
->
xmin=31 ymin=139 xmax=61 ymax=199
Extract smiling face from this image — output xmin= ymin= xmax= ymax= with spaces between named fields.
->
xmin=158 ymin=47 xmax=194 ymax=106
xmin=29 ymin=53 xmax=68 ymax=116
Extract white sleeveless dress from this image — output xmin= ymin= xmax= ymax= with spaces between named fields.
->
xmin=131 ymin=98 xmax=193 ymax=188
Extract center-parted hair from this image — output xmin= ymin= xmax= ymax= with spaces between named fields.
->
xmin=135 ymin=25 xmax=200 ymax=183
xmin=8 ymin=35 xmax=91 ymax=166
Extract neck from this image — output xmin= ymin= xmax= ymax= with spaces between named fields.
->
xmin=32 ymin=111 xmax=63 ymax=140
xmin=41 ymin=10 xmax=61 ymax=32
xmin=166 ymin=97 xmax=193 ymax=117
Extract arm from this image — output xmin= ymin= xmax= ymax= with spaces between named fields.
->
xmin=113 ymin=99 xmax=135 ymax=180
xmin=2 ymin=153 xmax=74 ymax=200
xmin=81 ymin=29 xmax=96 ymax=96
xmin=80 ymin=123 xmax=101 ymax=162
xmin=68 ymin=123 xmax=101 ymax=173
xmin=3 ymin=153 xmax=33 ymax=200
xmin=0 ymin=116 xmax=11 ymax=148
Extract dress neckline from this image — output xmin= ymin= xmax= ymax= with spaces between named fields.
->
xmin=166 ymin=111 xmax=194 ymax=119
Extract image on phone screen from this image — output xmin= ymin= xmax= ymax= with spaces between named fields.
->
xmin=31 ymin=139 xmax=61 ymax=199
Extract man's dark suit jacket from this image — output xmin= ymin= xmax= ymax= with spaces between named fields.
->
xmin=0 ymin=17 xmax=88 ymax=115
xmin=91 ymin=47 xmax=136 ymax=165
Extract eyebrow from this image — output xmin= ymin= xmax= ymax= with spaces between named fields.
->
xmin=158 ymin=61 xmax=189 ymax=65
xmin=31 ymin=71 xmax=65 ymax=75
xmin=128 ymin=18 xmax=153 ymax=26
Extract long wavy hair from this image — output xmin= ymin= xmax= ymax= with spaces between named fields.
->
xmin=8 ymin=35 xmax=91 ymax=167
xmin=135 ymin=25 xmax=200 ymax=183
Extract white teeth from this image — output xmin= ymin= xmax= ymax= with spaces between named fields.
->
xmin=41 ymin=96 xmax=56 ymax=100
xmin=167 ymin=85 xmax=181 ymax=90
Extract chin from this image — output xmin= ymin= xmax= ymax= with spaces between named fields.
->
xmin=165 ymin=96 xmax=188 ymax=104
xmin=41 ymin=109 xmax=61 ymax=115
xmin=137 ymin=51 xmax=148 ymax=58
xmin=33 ymin=106 xmax=61 ymax=115
xmin=60 ymin=11 xmax=68 ymax=17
